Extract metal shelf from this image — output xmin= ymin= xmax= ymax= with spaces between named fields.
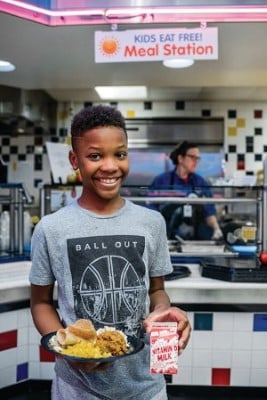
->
xmin=0 ymin=183 xmax=33 ymax=255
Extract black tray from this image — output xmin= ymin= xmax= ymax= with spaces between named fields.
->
xmin=41 ymin=332 xmax=144 ymax=363
xmin=201 ymin=257 xmax=267 ymax=282
xmin=165 ymin=265 xmax=191 ymax=281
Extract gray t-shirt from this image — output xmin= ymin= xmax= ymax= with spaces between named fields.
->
xmin=29 ymin=199 xmax=173 ymax=400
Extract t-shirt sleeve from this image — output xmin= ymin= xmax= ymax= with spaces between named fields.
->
xmin=149 ymin=213 xmax=173 ymax=277
xmin=29 ymin=220 xmax=56 ymax=285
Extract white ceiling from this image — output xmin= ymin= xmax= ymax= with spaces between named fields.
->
xmin=1 ymin=10 xmax=267 ymax=102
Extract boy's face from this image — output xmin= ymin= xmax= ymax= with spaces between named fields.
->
xmin=69 ymin=126 xmax=129 ymax=204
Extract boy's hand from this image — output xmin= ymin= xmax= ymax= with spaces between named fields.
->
xmin=143 ymin=306 xmax=191 ymax=354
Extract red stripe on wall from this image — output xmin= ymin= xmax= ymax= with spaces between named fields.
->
xmin=39 ymin=345 xmax=55 ymax=362
xmin=0 ymin=330 xmax=17 ymax=351
xmin=212 ymin=368 xmax=231 ymax=386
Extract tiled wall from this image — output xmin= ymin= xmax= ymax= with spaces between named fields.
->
xmin=1 ymin=307 xmax=267 ymax=389
xmin=175 ymin=311 xmax=267 ymax=387
xmin=58 ymin=100 xmax=267 ymax=179
xmin=1 ymin=100 xmax=267 ymax=208
xmin=0 ymin=308 xmax=54 ymax=389
xmin=0 ymin=134 xmax=57 ymax=208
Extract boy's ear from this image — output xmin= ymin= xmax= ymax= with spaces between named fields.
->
xmin=69 ymin=150 xmax=79 ymax=170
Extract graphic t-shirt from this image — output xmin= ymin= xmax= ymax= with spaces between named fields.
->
xmin=29 ymin=199 xmax=173 ymax=400
xmin=68 ymin=234 xmax=147 ymax=337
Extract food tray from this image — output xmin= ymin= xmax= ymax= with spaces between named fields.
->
xmin=180 ymin=244 xmax=226 ymax=254
xmin=201 ymin=257 xmax=267 ymax=282
xmin=41 ymin=332 xmax=144 ymax=363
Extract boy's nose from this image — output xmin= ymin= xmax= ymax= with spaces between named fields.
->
xmin=101 ymin=157 xmax=118 ymax=171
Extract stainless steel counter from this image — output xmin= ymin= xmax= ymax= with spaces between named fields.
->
xmin=0 ymin=261 xmax=31 ymax=304
xmin=1 ymin=261 xmax=267 ymax=306
xmin=165 ymin=264 xmax=267 ymax=304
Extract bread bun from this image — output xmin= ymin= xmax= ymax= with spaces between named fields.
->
xmin=56 ymin=328 xmax=79 ymax=346
xmin=68 ymin=319 xmax=97 ymax=342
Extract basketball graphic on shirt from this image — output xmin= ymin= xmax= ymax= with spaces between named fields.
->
xmin=79 ymin=255 xmax=146 ymax=326
xmin=68 ymin=235 xmax=147 ymax=336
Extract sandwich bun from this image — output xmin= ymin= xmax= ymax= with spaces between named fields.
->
xmin=56 ymin=328 xmax=79 ymax=346
xmin=67 ymin=319 xmax=97 ymax=342
xmin=56 ymin=319 xmax=97 ymax=346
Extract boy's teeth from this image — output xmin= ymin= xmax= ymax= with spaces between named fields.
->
xmin=101 ymin=178 xmax=116 ymax=183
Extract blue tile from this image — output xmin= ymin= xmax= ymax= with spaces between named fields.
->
xmin=228 ymin=145 xmax=236 ymax=153
xmin=253 ymin=314 xmax=267 ymax=331
xmin=246 ymin=136 xmax=254 ymax=144
xmin=255 ymin=127 xmax=262 ymax=135
xmin=201 ymin=109 xmax=211 ymax=117
xmin=255 ymin=154 xmax=262 ymax=161
xmin=194 ymin=312 xmax=213 ymax=331
xmin=17 ymin=362 xmax=28 ymax=382
xmin=228 ymin=109 xmax=237 ymax=118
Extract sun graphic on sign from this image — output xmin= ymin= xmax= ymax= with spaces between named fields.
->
xmin=99 ymin=36 xmax=120 ymax=57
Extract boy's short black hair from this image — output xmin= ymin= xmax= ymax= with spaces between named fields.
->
xmin=169 ymin=141 xmax=199 ymax=165
xmin=71 ymin=105 xmax=127 ymax=145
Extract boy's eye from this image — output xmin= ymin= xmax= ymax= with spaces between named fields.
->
xmin=88 ymin=152 xmax=127 ymax=161
xmin=117 ymin=151 xmax=128 ymax=159
xmin=89 ymin=153 xmax=100 ymax=161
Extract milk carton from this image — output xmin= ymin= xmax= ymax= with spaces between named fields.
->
xmin=150 ymin=322 xmax=178 ymax=375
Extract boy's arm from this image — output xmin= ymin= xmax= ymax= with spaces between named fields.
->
xmin=31 ymin=284 xmax=110 ymax=372
xmin=30 ymin=284 xmax=63 ymax=336
xmin=149 ymin=276 xmax=171 ymax=311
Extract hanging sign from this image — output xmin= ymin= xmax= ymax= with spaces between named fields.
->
xmin=95 ymin=27 xmax=218 ymax=63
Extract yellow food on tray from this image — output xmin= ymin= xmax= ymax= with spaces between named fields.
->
xmin=60 ymin=340 xmax=112 ymax=358
xmin=50 ymin=319 xmax=129 ymax=359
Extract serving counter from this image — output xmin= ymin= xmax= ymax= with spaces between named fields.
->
xmin=0 ymin=261 xmax=31 ymax=305
xmin=1 ymin=260 xmax=267 ymax=392
xmin=165 ymin=264 xmax=267 ymax=305
xmin=1 ymin=183 xmax=267 ymax=392
xmin=1 ymin=261 xmax=267 ymax=306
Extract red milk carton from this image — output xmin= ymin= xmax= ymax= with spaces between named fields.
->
xmin=150 ymin=322 xmax=178 ymax=375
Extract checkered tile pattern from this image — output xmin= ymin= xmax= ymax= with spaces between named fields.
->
xmin=1 ymin=100 xmax=267 ymax=206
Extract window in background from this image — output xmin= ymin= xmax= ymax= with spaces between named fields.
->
xmin=124 ymin=149 xmax=170 ymax=186
xmin=124 ymin=148 xmax=224 ymax=187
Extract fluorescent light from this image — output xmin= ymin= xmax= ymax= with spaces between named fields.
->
xmin=1 ymin=0 xmax=104 ymax=17
xmin=163 ymin=59 xmax=194 ymax=68
xmin=106 ymin=6 xmax=267 ymax=16
xmin=0 ymin=60 xmax=15 ymax=72
xmin=3 ymin=1 xmax=267 ymax=16
xmin=3 ymin=1 xmax=267 ymax=25
xmin=95 ymin=86 xmax=147 ymax=100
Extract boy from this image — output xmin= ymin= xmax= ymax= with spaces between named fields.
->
xmin=29 ymin=105 xmax=191 ymax=400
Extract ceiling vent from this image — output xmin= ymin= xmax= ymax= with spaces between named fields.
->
xmin=0 ymin=85 xmax=57 ymax=135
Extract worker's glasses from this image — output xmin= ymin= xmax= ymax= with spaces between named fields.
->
xmin=185 ymin=154 xmax=201 ymax=162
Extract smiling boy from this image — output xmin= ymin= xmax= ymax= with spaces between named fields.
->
xmin=29 ymin=105 xmax=191 ymax=400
